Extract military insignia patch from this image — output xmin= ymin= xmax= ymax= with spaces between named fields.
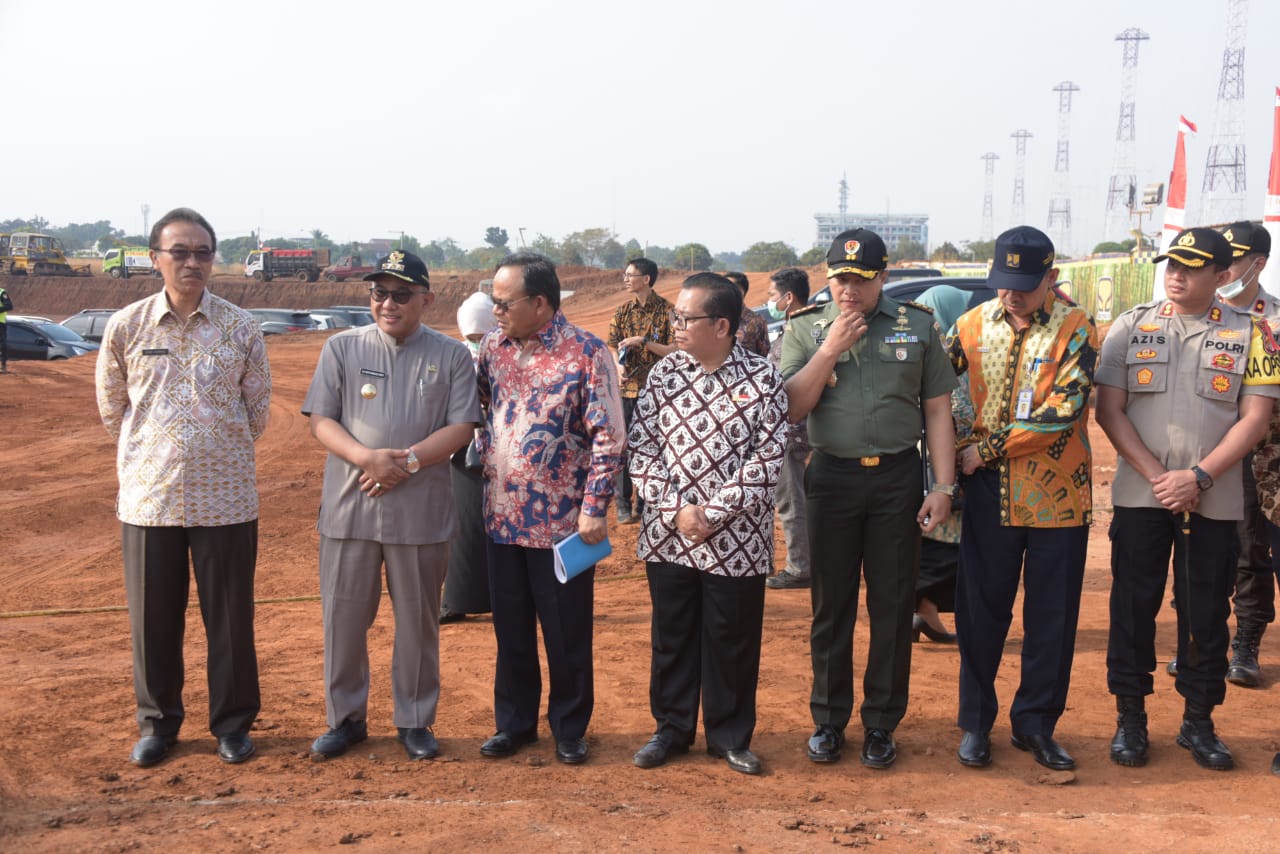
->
xmin=1006 ymin=253 xmax=1021 ymax=269
xmin=1212 ymin=353 xmax=1236 ymax=370
xmin=1159 ymin=302 xmax=1175 ymax=317
xmin=1255 ymin=299 xmax=1267 ymax=315
xmin=845 ymin=239 xmax=860 ymax=257
xmin=1208 ymin=306 xmax=1223 ymax=323
xmin=1178 ymin=232 xmax=1197 ymax=247
xmin=1217 ymin=329 xmax=1243 ymax=339
xmin=1135 ymin=349 xmax=1157 ymax=360
xmin=895 ymin=347 xmax=908 ymax=361
xmin=1212 ymin=374 xmax=1231 ymax=393
xmin=1136 ymin=368 xmax=1154 ymax=385
xmin=1138 ymin=323 xmax=1161 ymax=332
xmin=384 ymin=251 xmax=406 ymax=272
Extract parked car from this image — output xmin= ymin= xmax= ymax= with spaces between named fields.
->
xmin=310 ymin=307 xmax=373 ymax=328
xmin=60 ymin=309 xmax=118 ymax=343
xmin=762 ymin=276 xmax=992 ymax=342
xmin=246 ymin=308 xmax=320 ymax=335
xmin=327 ymin=305 xmax=376 ymax=326
xmin=5 ymin=319 xmax=99 ymax=360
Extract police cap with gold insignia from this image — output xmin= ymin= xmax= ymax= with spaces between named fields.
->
xmin=363 ymin=250 xmax=431 ymax=287
xmin=826 ymin=228 xmax=888 ymax=280
xmin=988 ymin=226 xmax=1056 ymax=292
xmin=1153 ymin=227 xmax=1232 ymax=270
xmin=1219 ymin=221 xmax=1272 ymax=259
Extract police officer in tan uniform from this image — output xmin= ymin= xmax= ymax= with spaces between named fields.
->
xmin=1217 ymin=221 xmax=1276 ymax=687
xmin=780 ymin=227 xmax=956 ymax=770
xmin=1096 ymin=227 xmax=1280 ymax=771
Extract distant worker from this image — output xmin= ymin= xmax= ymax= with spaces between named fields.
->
xmin=780 ymin=228 xmax=956 ymax=770
xmin=96 ymin=207 xmax=271 ymax=768
xmin=724 ymin=271 xmax=771 ymax=357
xmin=1096 ymin=227 xmax=1280 ymax=771
xmin=947 ymin=227 xmax=1097 ymax=771
xmin=763 ymin=267 xmax=813 ymax=590
xmin=607 ymin=257 xmax=674 ymax=525
xmin=476 ymin=252 xmax=625 ymax=765
xmin=0 ymin=283 xmax=11 ymax=373
xmin=628 ymin=272 xmax=788 ymax=775
xmin=303 ymin=251 xmax=479 ymax=761
xmin=1216 ymin=221 xmax=1276 ymax=688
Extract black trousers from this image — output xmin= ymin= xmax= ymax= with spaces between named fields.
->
xmin=121 ymin=521 xmax=260 ymax=738
xmin=486 ymin=539 xmax=594 ymax=740
xmin=1234 ymin=455 xmax=1276 ymax=624
xmin=956 ymin=470 xmax=1088 ymax=736
xmin=0 ymin=321 xmax=7 ymax=370
xmin=646 ymin=561 xmax=766 ymax=753
xmin=806 ymin=449 xmax=921 ymax=733
xmin=616 ymin=396 xmax=640 ymax=514
xmin=1107 ymin=507 xmax=1237 ymax=707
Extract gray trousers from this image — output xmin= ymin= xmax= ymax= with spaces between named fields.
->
xmin=319 ymin=536 xmax=448 ymax=729
xmin=775 ymin=439 xmax=811 ymax=579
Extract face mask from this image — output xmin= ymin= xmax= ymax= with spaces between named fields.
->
xmin=466 ymin=340 xmax=481 ymax=355
xmin=766 ymin=298 xmax=787 ymax=321
xmin=1217 ymin=258 xmax=1259 ymax=300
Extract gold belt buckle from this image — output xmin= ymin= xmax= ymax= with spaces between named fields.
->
xmin=859 ymin=456 xmax=880 ymax=467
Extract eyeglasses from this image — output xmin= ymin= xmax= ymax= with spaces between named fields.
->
xmin=670 ymin=313 xmax=718 ymax=329
xmin=623 ymin=273 xmax=647 ymax=281
xmin=369 ymin=286 xmax=423 ymax=304
xmin=492 ymin=295 xmax=532 ymax=313
xmin=155 ymin=247 xmax=215 ymax=263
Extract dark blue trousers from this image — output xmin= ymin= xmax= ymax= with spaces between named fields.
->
xmin=486 ymin=540 xmax=595 ymax=740
xmin=956 ymin=470 xmax=1087 ymax=736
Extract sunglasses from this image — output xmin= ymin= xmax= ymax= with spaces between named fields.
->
xmin=369 ymin=286 xmax=423 ymax=305
xmin=155 ymin=247 xmax=215 ymax=263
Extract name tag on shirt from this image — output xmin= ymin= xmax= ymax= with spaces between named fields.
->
xmin=1015 ymin=389 xmax=1033 ymax=420
xmin=360 ymin=368 xmax=387 ymax=378
xmin=142 ymin=348 xmax=169 ymax=356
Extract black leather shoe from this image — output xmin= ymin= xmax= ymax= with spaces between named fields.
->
xmin=480 ymin=729 xmax=537 ymax=758
xmin=130 ymin=734 xmax=177 ymax=768
xmin=1110 ymin=696 xmax=1148 ymax=767
xmin=765 ymin=572 xmax=810 ymax=589
xmin=555 ymin=737 xmax=589 ymax=765
xmin=1272 ymin=751 xmax=1280 ymax=776
xmin=1177 ymin=719 xmax=1233 ymax=770
xmin=957 ymin=730 xmax=991 ymax=768
xmin=438 ymin=609 xmax=465 ymax=624
xmin=397 ymin=727 xmax=439 ymax=760
xmin=707 ymin=746 xmax=761 ymax=775
xmin=806 ymin=724 xmax=844 ymax=763
xmin=217 ymin=732 xmax=255 ymax=764
xmin=912 ymin=614 xmax=957 ymax=644
xmin=860 ymin=728 xmax=897 ymax=769
xmin=1010 ymin=732 xmax=1075 ymax=771
xmin=310 ymin=719 xmax=368 ymax=760
xmin=633 ymin=734 xmax=688 ymax=769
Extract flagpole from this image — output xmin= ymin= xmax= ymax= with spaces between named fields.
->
xmin=1153 ymin=115 xmax=1197 ymax=301
xmin=1260 ymin=86 xmax=1280 ymax=295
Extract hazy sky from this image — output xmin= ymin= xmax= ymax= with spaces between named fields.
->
xmin=3 ymin=0 xmax=1278 ymax=258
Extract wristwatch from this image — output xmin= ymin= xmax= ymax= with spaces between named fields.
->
xmin=930 ymin=483 xmax=956 ymax=497
xmin=406 ymin=449 xmax=420 ymax=474
xmin=1191 ymin=465 xmax=1213 ymax=491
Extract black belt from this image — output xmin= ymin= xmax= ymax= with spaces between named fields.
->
xmin=814 ymin=447 xmax=917 ymax=468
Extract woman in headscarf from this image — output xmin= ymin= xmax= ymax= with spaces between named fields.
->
xmin=440 ymin=289 xmax=498 ymax=623
xmin=912 ymin=285 xmax=974 ymax=643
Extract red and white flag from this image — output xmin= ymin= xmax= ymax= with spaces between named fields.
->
xmin=1262 ymin=87 xmax=1280 ymax=294
xmin=1153 ymin=116 xmax=1197 ymax=300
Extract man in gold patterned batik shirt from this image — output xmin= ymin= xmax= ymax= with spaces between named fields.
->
xmin=946 ymin=226 xmax=1096 ymax=773
xmin=96 ymin=208 xmax=272 ymax=770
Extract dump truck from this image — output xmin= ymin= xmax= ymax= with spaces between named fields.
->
xmin=102 ymin=246 xmax=156 ymax=279
xmin=321 ymin=253 xmax=377 ymax=282
xmin=243 ymin=247 xmax=332 ymax=282
xmin=0 ymin=232 xmax=91 ymax=276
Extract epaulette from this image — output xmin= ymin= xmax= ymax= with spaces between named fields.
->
xmin=790 ymin=303 xmax=825 ymax=319
xmin=902 ymin=300 xmax=934 ymax=315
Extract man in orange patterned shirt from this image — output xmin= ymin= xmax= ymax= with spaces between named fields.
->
xmin=946 ymin=226 xmax=1096 ymax=772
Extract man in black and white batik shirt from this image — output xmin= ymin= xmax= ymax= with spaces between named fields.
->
xmin=628 ymin=272 xmax=789 ymax=776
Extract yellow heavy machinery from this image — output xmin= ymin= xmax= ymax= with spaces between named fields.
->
xmin=0 ymin=232 xmax=91 ymax=276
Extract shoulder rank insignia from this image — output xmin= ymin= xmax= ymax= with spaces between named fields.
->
xmin=790 ymin=303 xmax=825 ymax=319
xmin=902 ymin=300 xmax=934 ymax=314
xmin=1255 ymin=299 xmax=1267 ymax=316
xmin=1158 ymin=302 xmax=1175 ymax=317
xmin=1208 ymin=306 xmax=1223 ymax=324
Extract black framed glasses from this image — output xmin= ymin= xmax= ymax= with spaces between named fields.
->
xmin=369 ymin=286 xmax=422 ymax=305
xmin=155 ymin=247 xmax=215 ymax=263
xmin=492 ymin=295 xmax=532 ymax=313
xmin=670 ymin=312 xmax=718 ymax=329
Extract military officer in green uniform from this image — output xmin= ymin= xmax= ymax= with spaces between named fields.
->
xmin=780 ymin=227 xmax=957 ymax=769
